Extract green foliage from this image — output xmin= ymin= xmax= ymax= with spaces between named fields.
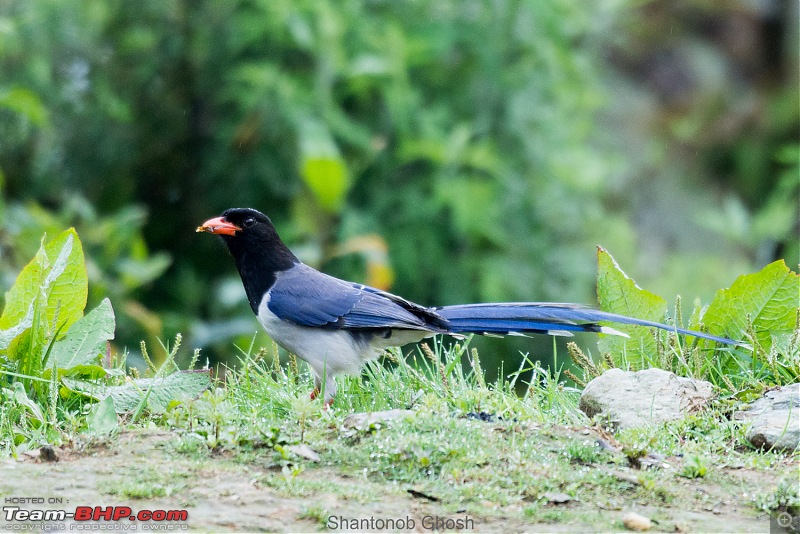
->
xmin=596 ymin=246 xmax=667 ymax=367
xmin=0 ymin=0 xmax=793 ymax=373
xmin=0 ymin=230 xmax=207 ymax=453
xmin=755 ymin=476 xmax=800 ymax=518
xmin=0 ymin=229 xmax=94 ymax=381
xmin=700 ymin=260 xmax=799 ymax=352
xmin=0 ymin=229 xmax=104 ymax=447
xmin=0 ymin=87 xmax=48 ymax=127
xmin=86 ymin=396 xmax=117 ymax=437
xmin=679 ymin=454 xmax=709 ymax=479
xmin=47 ymin=298 xmax=114 ymax=377
xmin=0 ymin=196 xmax=172 ymax=360
xmin=64 ymin=370 xmax=211 ymax=415
xmin=0 ymin=0 xmax=637 ymax=369
xmin=298 ymin=117 xmax=351 ymax=213
xmin=596 ymin=247 xmax=800 ymax=391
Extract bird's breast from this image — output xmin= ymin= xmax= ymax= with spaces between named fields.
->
xmin=256 ymin=292 xmax=367 ymax=376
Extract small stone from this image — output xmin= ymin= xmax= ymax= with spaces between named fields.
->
xmin=342 ymin=409 xmax=414 ymax=429
xmin=734 ymin=383 xmax=799 ymax=452
xmin=611 ymin=470 xmax=641 ymax=485
xmin=286 ymin=444 xmax=320 ymax=462
xmin=579 ymin=368 xmax=715 ymax=431
xmin=622 ymin=511 xmax=652 ymax=531
xmin=40 ymin=446 xmax=58 ymax=462
xmin=544 ymin=492 xmax=572 ymax=504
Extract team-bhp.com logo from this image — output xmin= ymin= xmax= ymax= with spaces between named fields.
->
xmin=4 ymin=506 xmax=188 ymax=524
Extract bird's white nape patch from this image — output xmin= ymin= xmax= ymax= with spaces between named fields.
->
xmin=599 ymin=326 xmax=630 ymax=338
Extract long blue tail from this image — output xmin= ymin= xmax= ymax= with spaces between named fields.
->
xmin=434 ymin=303 xmax=738 ymax=345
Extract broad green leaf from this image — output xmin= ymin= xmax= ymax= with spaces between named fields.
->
xmin=87 ymin=396 xmax=118 ymax=436
xmin=298 ymin=118 xmax=350 ymax=213
xmin=687 ymin=297 xmax=706 ymax=332
xmin=7 ymin=329 xmax=32 ymax=362
xmin=0 ymin=241 xmax=47 ymax=331
xmin=596 ymin=247 xmax=667 ymax=368
xmin=11 ymin=382 xmax=44 ymax=423
xmin=63 ymin=370 xmax=212 ymax=414
xmin=0 ymin=303 xmax=34 ymax=351
xmin=0 ymin=229 xmax=88 ymax=336
xmin=62 ymin=364 xmax=108 ymax=380
xmin=43 ymin=230 xmax=88 ymax=330
xmin=1 ymin=229 xmax=88 ymax=371
xmin=701 ymin=260 xmax=799 ymax=350
xmin=46 ymin=298 xmax=115 ymax=373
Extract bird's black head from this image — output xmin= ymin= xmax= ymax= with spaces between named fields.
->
xmin=197 ymin=207 xmax=298 ymax=311
xmin=217 ymin=207 xmax=274 ymax=239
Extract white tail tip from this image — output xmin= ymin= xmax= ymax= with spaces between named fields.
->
xmin=600 ymin=326 xmax=630 ymax=338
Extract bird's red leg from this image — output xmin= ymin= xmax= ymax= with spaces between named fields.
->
xmin=323 ymin=398 xmax=334 ymax=410
xmin=309 ymin=388 xmax=320 ymax=400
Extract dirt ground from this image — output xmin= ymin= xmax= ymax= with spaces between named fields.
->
xmin=0 ymin=429 xmax=788 ymax=533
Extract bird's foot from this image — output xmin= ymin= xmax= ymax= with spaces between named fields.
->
xmin=310 ymin=388 xmax=334 ymax=409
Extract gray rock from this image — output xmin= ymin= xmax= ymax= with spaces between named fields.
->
xmin=286 ymin=444 xmax=321 ymax=462
xmin=579 ymin=368 xmax=715 ymax=431
xmin=342 ymin=409 xmax=414 ymax=429
xmin=734 ymin=383 xmax=799 ymax=452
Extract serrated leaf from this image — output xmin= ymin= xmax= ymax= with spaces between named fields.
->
xmin=596 ymin=247 xmax=667 ymax=368
xmin=0 ymin=230 xmax=88 ymax=372
xmin=63 ymin=370 xmax=212 ymax=414
xmin=701 ymin=260 xmax=799 ymax=351
xmin=0 ymin=229 xmax=88 ymax=339
xmin=0 ymin=243 xmax=46 ymax=332
xmin=46 ymin=298 xmax=115 ymax=373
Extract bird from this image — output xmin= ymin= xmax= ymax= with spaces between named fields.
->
xmin=197 ymin=207 xmax=736 ymax=406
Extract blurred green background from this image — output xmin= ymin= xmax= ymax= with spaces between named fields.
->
xmin=0 ymin=0 xmax=797 ymax=376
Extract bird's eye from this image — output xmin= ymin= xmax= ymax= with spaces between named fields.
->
xmin=243 ymin=217 xmax=256 ymax=228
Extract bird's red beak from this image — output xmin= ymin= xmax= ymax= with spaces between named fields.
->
xmin=196 ymin=216 xmax=241 ymax=236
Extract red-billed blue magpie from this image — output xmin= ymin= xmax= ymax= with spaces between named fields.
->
xmin=198 ymin=208 xmax=735 ymax=405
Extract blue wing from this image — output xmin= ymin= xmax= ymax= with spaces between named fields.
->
xmin=266 ymin=264 xmax=739 ymax=345
xmin=267 ymin=264 xmax=448 ymax=331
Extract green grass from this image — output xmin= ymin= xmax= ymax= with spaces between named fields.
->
xmin=2 ymin=332 xmax=797 ymax=529
xmin=144 ymin=337 xmax=795 ymax=521
xmin=99 ymin=466 xmax=189 ymax=499
xmin=755 ymin=475 xmax=800 ymax=517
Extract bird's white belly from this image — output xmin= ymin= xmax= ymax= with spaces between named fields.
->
xmin=256 ymin=293 xmax=434 ymax=379
xmin=256 ymin=294 xmax=372 ymax=377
